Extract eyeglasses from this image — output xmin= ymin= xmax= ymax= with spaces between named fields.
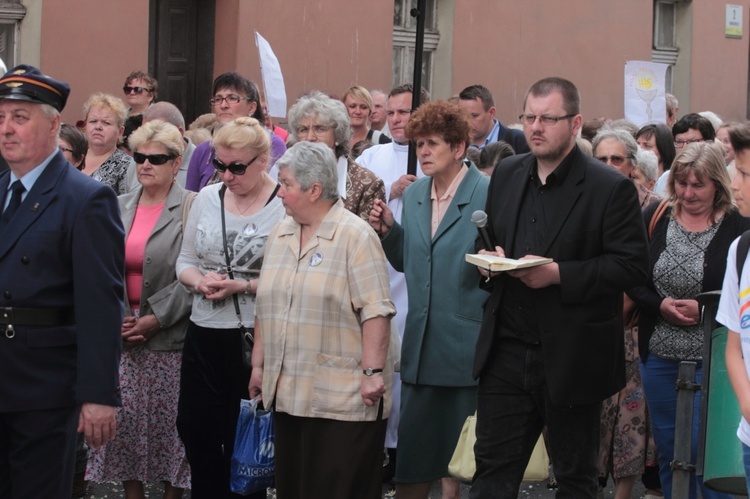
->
xmin=518 ymin=114 xmax=575 ymax=126
xmin=296 ymin=125 xmax=331 ymax=137
xmin=59 ymin=146 xmax=74 ymax=155
xmin=123 ymin=86 xmax=152 ymax=95
xmin=674 ymin=138 xmax=704 ymax=148
xmin=209 ymin=95 xmax=250 ymax=106
xmin=596 ymin=155 xmax=630 ymax=167
xmin=212 ymin=155 xmax=259 ymax=175
xmin=133 ymin=152 xmax=176 ymax=165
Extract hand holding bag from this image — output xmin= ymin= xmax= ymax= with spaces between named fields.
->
xmin=448 ymin=411 xmax=549 ymax=483
xmin=230 ymin=396 xmax=275 ymax=495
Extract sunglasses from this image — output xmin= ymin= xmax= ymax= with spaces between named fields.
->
xmin=123 ymin=86 xmax=151 ymax=95
xmin=133 ymin=152 xmax=176 ymax=165
xmin=212 ymin=155 xmax=259 ymax=175
xmin=595 ymin=155 xmax=629 ymax=167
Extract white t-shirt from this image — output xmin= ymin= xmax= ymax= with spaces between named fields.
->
xmin=716 ymin=236 xmax=750 ymax=446
xmin=176 ymin=183 xmax=286 ymax=329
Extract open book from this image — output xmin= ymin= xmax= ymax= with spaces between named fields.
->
xmin=465 ymin=254 xmax=552 ymax=272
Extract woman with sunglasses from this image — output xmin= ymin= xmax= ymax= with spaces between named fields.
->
xmin=176 ymin=116 xmax=284 ymax=498
xmin=121 ymin=71 xmax=158 ymax=153
xmin=86 ymin=121 xmax=193 ymax=499
xmin=185 ymin=72 xmax=286 ymax=192
xmin=123 ymin=70 xmax=157 ymax=117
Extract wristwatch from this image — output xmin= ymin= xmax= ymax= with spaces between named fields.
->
xmin=362 ymin=368 xmax=383 ymax=376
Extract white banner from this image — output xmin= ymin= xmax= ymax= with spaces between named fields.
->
xmin=624 ymin=61 xmax=668 ymax=127
xmin=255 ymin=31 xmax=287 ymax=119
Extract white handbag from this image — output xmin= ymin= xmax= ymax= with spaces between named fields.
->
xmin=448 ymin=411 xmax=549 ymax=482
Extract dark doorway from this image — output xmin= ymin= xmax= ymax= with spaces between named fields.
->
xmin=148 ymin=0 xmax=215 ymax=125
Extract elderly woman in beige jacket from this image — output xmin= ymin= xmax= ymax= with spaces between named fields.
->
xmin=251 ymin=142 xmax=395 ymax=499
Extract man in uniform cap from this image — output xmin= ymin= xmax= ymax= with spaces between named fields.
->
xmin=0 ymin=64 xmax=124 ymax=498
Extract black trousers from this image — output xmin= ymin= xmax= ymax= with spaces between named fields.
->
xmin=0 ymin=406 xmax=79 ymax=499
xmin=176 ymin=322 xmax=264 ymax=499
xmin=470 ymin=338 xmax=601 ymax=499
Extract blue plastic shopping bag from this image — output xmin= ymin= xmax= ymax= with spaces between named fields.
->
xmin=230 ymin=396 xmax=275 ymax=495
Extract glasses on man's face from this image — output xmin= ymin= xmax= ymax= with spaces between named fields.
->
xmin=133 ymin=152 xmax=176 ymax=165
xmin=59 ymin=146 xmax=74 ymax=155
xmin=296 ymin=124 xmax=331 ymax=137
xmin=212 ymin=155 xmax=258 ymax=175
xmin=518 ymin=114 xmax=575 ymax=126
xmin=595 ymin=155 xmax=629 ymax=167
xmin=123 ymin=86 xmax=151 ymax=95
xmin=674 ymin=138 xmax=704 ymax=148
xmin=209 ymin=95 xmax=249 ymax=107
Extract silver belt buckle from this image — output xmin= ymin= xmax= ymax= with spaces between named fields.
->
xmin=1 ymin=308 xmax=14 ymax=339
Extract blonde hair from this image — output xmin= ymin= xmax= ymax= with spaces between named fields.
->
xmin=212 ymin=117 xmax=270 ymax=155
xmin=340 ymin=85 xmax=373 ymax=114
xmin=128 ymin=120 xmax=184 ymax=157
xmin=668 ymin=141 xmax=734 ymax=223
xmin=82 ymin=93 xmax=128 ymax=127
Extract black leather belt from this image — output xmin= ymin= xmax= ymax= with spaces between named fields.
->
xmin=0 ymin=307 xmax=75 ymax=338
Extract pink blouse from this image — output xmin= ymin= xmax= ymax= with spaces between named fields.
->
xmin=125 ymin=203 xmax=164 ymax=311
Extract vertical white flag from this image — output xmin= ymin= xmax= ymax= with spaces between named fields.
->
xmin=624 ymin=61 xmax=668 ymax=126
xmin=255 ymin=31 xmax=287 ymax=119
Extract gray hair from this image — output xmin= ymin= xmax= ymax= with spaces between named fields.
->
xmin=698 ymin=111 xmax=723 ymax=133
xmin=39 ymin=103 xmax=61 ymax=136
xmin=592 ymin=127 xmax=639 ymax=165
xmin=143 ymin=101 xmax=185 ymax=130
xmin=276 ymin=141 xmax=340 ymax=202
xmin=287 ymin=91 xmax=352 ymax=159
xmin=635 ymin=149 xmax=659 ymax=181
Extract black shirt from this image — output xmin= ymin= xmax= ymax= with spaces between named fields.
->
xmin=497 ymin=147 xmax=576 ymax=343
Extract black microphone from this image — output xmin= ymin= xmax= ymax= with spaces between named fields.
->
xmin=471 ymin=210 xmax=494 ymax=251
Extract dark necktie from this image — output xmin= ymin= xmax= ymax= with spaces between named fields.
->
xmin=0 ymin=180 xmax=26 ymax=232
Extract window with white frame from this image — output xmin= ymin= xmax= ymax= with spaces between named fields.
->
xmin=392 ymin=0 xmax=439 ymax=93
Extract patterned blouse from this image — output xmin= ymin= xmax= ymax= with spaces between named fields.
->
xmin=89 ymin=148 xmax=132 ymax=195
xmin=649 ymin=215 xmax=723 ymax=360
xmin=344 ymin=158 xmax=386 ymax=221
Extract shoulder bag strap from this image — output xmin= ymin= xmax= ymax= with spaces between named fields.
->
xmin=219 ymin=185 xmax=253 ymax=342
xmin=648 ymin=199 xmax=670 ymax=239
xmin=182 ymin=191 xmax=197 ymax=232
xmin=736 ymin=229 xmax=750 ymax=285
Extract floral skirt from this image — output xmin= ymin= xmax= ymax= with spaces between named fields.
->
xmin=86 ymin=347 xmax=191 ymax=488
xmin=598 ymin=326 xmax=657 ymax=479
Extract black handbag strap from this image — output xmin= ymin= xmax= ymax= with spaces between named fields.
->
xmin=736 ymin=229 xmax=750 ymax=286
xmin=218 ymin=185 xmax=252 ymax=340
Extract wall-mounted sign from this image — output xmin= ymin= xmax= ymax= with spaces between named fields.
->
xmin=727 ymin=4 xmax=744 ymax=39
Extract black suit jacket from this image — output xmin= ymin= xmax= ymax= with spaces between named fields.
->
xmin=0 ymin=152 xmax=124 ymax=411
xmin=473 ymin=147 xmax=649 ymax=406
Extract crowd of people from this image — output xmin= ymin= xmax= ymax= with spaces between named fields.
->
xmin=4 ymin=62 xmax=750 ymax=499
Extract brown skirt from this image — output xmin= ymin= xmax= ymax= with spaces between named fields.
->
xmin=274 ymin=408 xmax=387 ymax=499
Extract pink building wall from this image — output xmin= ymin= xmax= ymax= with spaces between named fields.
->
xmin=40 ymin=1 xmax=150 ymax=124
xmin=214 ymin=0 xmax=393 ymax=111
xmin=29 ymin=1 xmax=750 ymax=126
xmin=451 ymin=0 xmax=654 ymax=125
xmin=689 ymin=1 xmax=750 ymax=121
